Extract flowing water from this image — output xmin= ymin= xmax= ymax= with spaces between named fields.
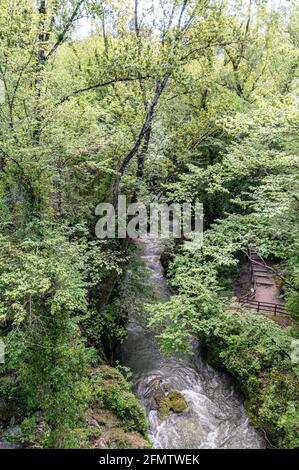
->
xmin=118 ymin=236 xmax=265 ymax=449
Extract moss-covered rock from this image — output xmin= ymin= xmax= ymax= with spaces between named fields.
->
xmin=83 ymin=365 xmax=150 ymax=448
xmin=2 ymin=365 xmax=150 ymax=449
xmin=92 ymin=366 xmax=148 ymax=437
xmin=85 ymin=409 xmax=151 ymax=449
xmin=158 ymin=391 xmax=188 ymax=416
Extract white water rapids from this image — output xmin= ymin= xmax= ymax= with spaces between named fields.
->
xmin=118 ymin=237 xmax=265 ymax=449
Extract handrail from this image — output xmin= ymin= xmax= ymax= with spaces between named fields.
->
xmin=238 ymin=297 xmax=286 ymax=316
xmin=241 ymin=299 xmax=284 ymax=307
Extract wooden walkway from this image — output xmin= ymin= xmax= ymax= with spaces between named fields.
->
xmin=238 ymin=246 xmax=287 ymax=316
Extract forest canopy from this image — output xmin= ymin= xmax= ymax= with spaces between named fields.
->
xmin=0 ymin=0 xmax=298 ymax=450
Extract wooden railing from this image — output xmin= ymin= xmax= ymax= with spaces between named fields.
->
xmin=238 ymin=298 xmax=286 ymax=316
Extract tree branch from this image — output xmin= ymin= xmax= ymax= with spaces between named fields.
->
xmin=112 ymin=75 xmax=169 ymax=207
xmin=45 ymin=0 xmax=85 ymax=61
xmin=56 ymin=75 xmax=150 ymax=106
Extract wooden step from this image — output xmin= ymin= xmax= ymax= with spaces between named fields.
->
xmin=251 ymin=256 xmax=263 ymax=262
xmin=255 ymin=280 xmax=274 ymax=286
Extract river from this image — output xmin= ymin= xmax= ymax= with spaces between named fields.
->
xmin=118 ymin=236 xmax=265 ymax=449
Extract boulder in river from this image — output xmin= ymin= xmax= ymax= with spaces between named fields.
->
xmin=158 ymin=391 xmax=188 ymax=416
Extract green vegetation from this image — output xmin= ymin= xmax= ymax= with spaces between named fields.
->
xmin=1 ymin=365 xmax=149 ymax=448
xmin=98 ymin=366 xmax=148 ymax=435
xmin=147 ymin=101 xmax=299 ymax=448
xmin=0 ymin=0 xmax=298 ymax=449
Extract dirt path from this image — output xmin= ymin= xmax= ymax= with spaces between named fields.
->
xmin=234 ymin=247 xmax=295 ymax=327
xmin=248 ymin=247 xmax=283 ymax=304
xmin=253 ymin=268 xmax=283 ymax=305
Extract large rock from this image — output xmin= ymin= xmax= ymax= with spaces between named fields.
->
xmin=0 ymin=439 xmax=22 ymax=449
xmin=158 ymin=391 xmax=188 ymax=416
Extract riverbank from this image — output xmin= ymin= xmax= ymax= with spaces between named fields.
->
xmin=0 ymin=365 xmax=149 ymax=449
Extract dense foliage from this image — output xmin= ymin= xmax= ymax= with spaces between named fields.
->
xmin=0 ymin=0 xmax=298 ymax=448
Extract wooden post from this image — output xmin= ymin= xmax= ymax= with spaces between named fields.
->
xmin=274 ymin=304 xmax=277 ymax=316
xmin=257 ymin=302 xmax=260 ymax=312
